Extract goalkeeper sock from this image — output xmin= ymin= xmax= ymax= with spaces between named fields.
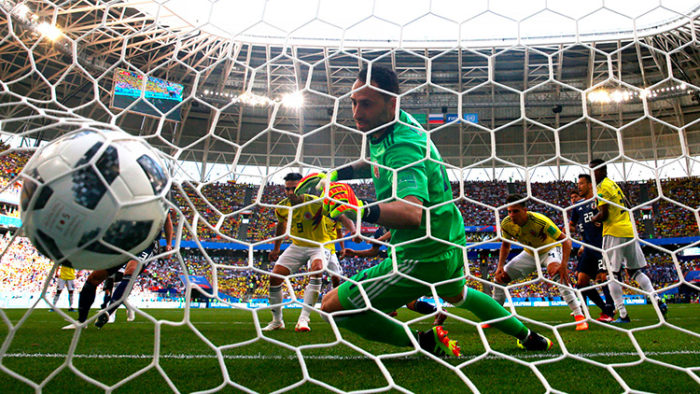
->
xmin=453 ymin=287 xmax=529 ymax=340
xmin=412 ymin=300 xmax=437 ymax=315
xmin=107 ymin=275 xmax=131 ymax=315
xmin=299 ymin=278 xmax=321 ymax=322
xmin=269 ymin=284 xmax=283 ymax=322
xmin=334 ymin=310 xmax=414 ymax=347
xmin=78 ymin=282 xmax=97 ymax=323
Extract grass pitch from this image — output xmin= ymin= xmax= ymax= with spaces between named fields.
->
xmin=0 ymin=304 xmax=698 ymax=393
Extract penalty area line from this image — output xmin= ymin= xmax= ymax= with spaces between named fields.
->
xmin=3 ymin=350 xmax=700 ymax=361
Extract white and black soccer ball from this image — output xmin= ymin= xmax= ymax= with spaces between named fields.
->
xmin=19 ymin=128 xmax=171 ymax=270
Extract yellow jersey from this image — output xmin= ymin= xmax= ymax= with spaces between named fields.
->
xmin=323 ymin=217 xmax=342 ymax=252
xmin=58 ymin=266 xmax=76 ymax=280
xmin=275 ymin=194 xmax=331 ymax=247
xmin=501 ymin=211 xmax=562 ymax=255
xmin=596 ymin=177 xmax=634 ymax=237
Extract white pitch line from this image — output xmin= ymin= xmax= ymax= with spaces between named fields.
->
xmin=2 ymin=350 xmax=699 ymax=361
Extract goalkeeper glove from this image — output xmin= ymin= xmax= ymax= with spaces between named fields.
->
xmin=324 ymin=182 xmax=380 ymax=223
xmin=295 ymin=171 xmax=337 ymax=196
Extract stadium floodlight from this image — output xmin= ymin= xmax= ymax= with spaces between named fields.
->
xmin=12 ymin=4 xmax=31 ymax=19
xmin=281 ymin=91 xmax=304 ymax=109
xmin=36 ymin=22 xmax=62 ymax=41
xmin=587 ymin=89 xmax=611 ymax=104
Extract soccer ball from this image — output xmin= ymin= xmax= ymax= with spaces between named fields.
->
xmin=19 ymin=128 xmax=171 ymax=270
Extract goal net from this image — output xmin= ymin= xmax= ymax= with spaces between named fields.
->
xmin=0 ymin=0 xmax=699 ymax=392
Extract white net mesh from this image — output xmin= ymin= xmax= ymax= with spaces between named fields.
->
xmin=0 ymin=0 xmax=699 ymax=392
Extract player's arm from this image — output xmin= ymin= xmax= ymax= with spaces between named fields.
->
xmin=343 ymin=230 xmax=391 ymax=258
xmin=556 ymin=232 xmax=572 ymax=285
xmin=591 ymin=184 xmax=610 ymax=223
xmin=592 ymin=204 xmax=609 ymax=224
xmin=164 ymin=210 xmax=173 ymax=251
xmin=337 ymin=214 xmax=356 ymax=236
xmin=495 ymin=240 xmax=511 ymax=282
xmin=375 ymin=196 xmax=423 ymax=229
xmin=269 ymin=218 xmax=286 ymax=262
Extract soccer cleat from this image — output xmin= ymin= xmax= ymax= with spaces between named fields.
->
xmin=48 ymin=308 xmax=54 ymax=312
xmin=108 ymin=312 xmax=116 ymax=323
xmin=419 ymin=326 xmax=461 ymax=357
xmin=658 ymin=301 xmax=668 ymax=317
xmin=433 ymin=312 xmax=448 ymax=326
xmin=480 ymin=323 xmax=491 ymax=329
xmin=262 ymin=321 xmax=285 ymax=331
xmin=574 ymin=315 xmax=589 ymax=331
xmin=68 ymin=308 xmax=75 ymax=312
xmin=388 ymin=310 xmax=398 ymax=317
xmin=295 ymin=319 xmax=311 ymax=332
xmin=596 ymin=313 xmax=615 ymax=323
xmin=517 ymin=331 xmax=554 ymax=351
xmin=127 ymin=308 xmax=136 ymax=322
xmin=62 ymin=323 xmax=79 ymax=330
xmin=95 ymin=313 xmax=109 ymax=329
xmin=611 ymin=316 xmax=631 ymax=324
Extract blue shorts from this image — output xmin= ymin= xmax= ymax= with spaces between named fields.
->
xmin=577 ymin=249 xmax=604 ymax=277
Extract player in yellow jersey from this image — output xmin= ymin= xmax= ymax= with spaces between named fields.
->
xmin=265 ymin=172 xmax=353 ymax=332
xmin=589 ymin=159 xmax=667 ymax=323
xmin=495 ymin=194 xmax=587 ymax=330
xmin=51 ymin=265 xmax=77 ymax=312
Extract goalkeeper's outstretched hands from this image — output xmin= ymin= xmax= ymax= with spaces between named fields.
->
xmin=294 ymin=171 xmax=338 ymax=195
xmin=324 ymin=182 xmax=365 ymax=220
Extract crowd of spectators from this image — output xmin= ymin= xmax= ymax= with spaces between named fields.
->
xmin=0 ymin=148 xmax=698 ymax=305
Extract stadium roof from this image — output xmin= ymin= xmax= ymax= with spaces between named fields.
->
xmin=0 ymin=1 xmax=699 ymax=181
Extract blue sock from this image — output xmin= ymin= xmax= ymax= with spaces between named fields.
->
xmin=413 ymin=300 xmax=437 ymax=315
xmin=107 ymin=275 xmax=131 ymax=315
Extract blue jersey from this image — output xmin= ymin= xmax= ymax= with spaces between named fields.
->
xmin=570 ymin=201 xmax=603 ymax=247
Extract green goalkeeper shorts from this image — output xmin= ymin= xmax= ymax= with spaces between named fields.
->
xmin=337 ymin=247 xmax=466 ymax=313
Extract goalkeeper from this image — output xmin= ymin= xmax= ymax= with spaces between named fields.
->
xmin=295 ymin=65 xmax=553 ymax=356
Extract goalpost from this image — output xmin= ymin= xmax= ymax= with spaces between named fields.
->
xmin=0 ymin=0 xmax=699 ymax=392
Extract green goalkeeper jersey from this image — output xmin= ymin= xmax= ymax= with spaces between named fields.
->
xmin=369 ymin=110 xmax=466 ymax=260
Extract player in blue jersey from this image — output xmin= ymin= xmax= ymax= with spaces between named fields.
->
xmin=569 ymin=175 xmax=615 ymax=322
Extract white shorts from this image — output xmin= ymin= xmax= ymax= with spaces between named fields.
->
xmin=325 ymin=252 xmax=343 ymax=276
xmin=602 ymin=235 xmax=647 ymax=272
xmin=276 ymin=244 xmax=329 ymax=274
xmin=56 ymin=278 xmax=75 ymax=291
xmin=504 ymin=246 xmax=562 ymax=281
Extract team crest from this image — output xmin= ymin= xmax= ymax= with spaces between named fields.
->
xmin=304 ymin=212 xmax=313 ymax=220
xmin=373 ymin=164 xmax=379 ymax=178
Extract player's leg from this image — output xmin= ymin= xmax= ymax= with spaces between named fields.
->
xmin=440 ymin=250 xmax=552 ymax=350
xmin=405 ymin=299 xmax=447 ymax=326
xmin=625 ymin=242 xmax=667 ymax=316
xmin=296 ymin=248 xmax=327 ymax=331
xmin=321 ymin=255 xmax=460 ymax=356
xmin=101 ymin=275 xmax=115 ymax=309
xmin=493 ymin=251 xmax=532 ymax=306
xmin=603 ymin=236 xmax=630 ymax=323
xmin=546 ymin=259 xmax=586 ymax=330
xmin=596 ymin=272 xmax=615 ymax=315
xmin=264 ymin=245 xmax=301 ymax=330
xmin=63 ymin=269 xmax=108 ymax=329
xmin=326 ymin=252 xmax=342 ymax=288
xmin=66 ymin=280 xmax=75 ymax=311
xmin=51 ymin=279 xmax=64 ymax=310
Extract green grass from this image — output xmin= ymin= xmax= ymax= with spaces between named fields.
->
xmin=0 ymin=304 xmax=698 ymax=393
